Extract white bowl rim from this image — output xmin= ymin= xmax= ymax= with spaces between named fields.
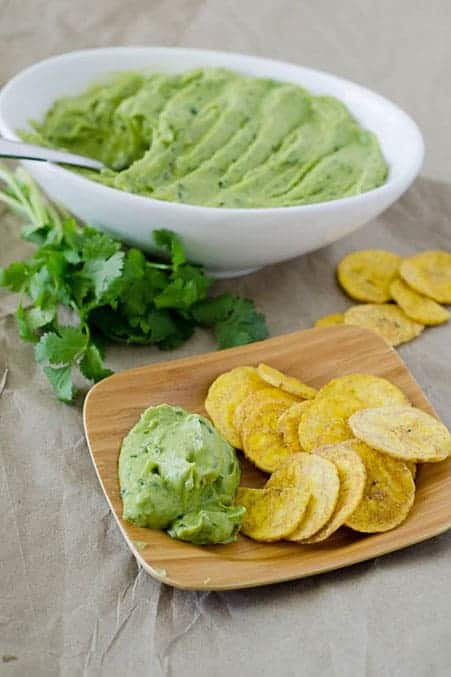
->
xmin=0 ymin=46 xmax=425 ymax=217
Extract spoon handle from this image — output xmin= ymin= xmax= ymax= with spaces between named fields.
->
xmin=0 ymin=138 xmax=104 ymax=171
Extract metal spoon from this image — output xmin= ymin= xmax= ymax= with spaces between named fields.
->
xmin=0 ymin=137 xmax=104 ymax=171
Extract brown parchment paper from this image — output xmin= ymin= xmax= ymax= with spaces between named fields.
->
xmin=2 ymin=2 xmax=451 ymax=675
xmin=2 ymin=174 xmax=451 ymax=677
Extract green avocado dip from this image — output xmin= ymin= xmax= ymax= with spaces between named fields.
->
xmin=118 ymin=404 xmax=245 ymax=545
xmin=23 ymin=68 xmax=388 ymax=208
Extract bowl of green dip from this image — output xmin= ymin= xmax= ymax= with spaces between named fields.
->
xmin=0 ymin=47 xmax=424 ymax=277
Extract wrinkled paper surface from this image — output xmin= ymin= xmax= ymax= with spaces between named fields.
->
xmin=2 ymin=2 xmax=451 ymax=674
xmin=2 ymin=174 xmax=451 ymax=676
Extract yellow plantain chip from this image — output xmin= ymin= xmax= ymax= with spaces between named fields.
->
xmin=233 ymin=387 xmax=298 ymax=442
xmin=349 ymin=405 xmax=451 ymax=463
xmin=241 ymin=401 xmax=296 ymax=472
xmin=257 ymin=363 xmax=317 ymax=399
xmin=301 ymin=442 xmax=367 ymax=542
xmin=345 ymin=440 xmax=415 ymax=533
xmin=205 ymin=366 xmax=265 ymax=448
xmin=390 ymin=278 xmax=449 ymax=326
xmin=315 ymin=417 xmax=353 ymax=447
xmin=337 ymin=250 xmax=401 ymax=303
xmin=400 ymin=251 xmax=451 ymax=304
xmin=406 ymin=462 xmax=417 ymax=480
xmin=264 ymin=453 xmax=307 ymax=489
xmin=314 ymin=313 xmax=345 ymax=328
xmin=236 ymin=486 xmax=310 ymax=542
xmin=344 ymin=304 xmax=424 ymax=346
xmin=299 ymin=374 xmax=408 ymax=451
xmin=277 ymin=401 xmax=313 ymax=452
xmin=267 ymin=453 xmax=340 ymax=541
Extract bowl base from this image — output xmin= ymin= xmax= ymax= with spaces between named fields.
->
xmin=207 ymin=266 xmax=262 ymax=279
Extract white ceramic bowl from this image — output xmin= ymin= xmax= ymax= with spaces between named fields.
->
xmin=0 ymin=47 xmax=424 ymax=278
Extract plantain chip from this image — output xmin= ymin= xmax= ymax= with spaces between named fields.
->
xmin=205 ymin=366 xmax=265 ymax=448
xmin=406 ymin=462 xmax=417 ymax=480
xmin=349 ymin=405 xmax=451 ymax=463
xmin=344 ymin=303 xmax=424 ymax=346
xmin=390 ymin=278 xmax=449 ymax=326
xmin=241 ymin=401 xmax=295 ymax=472
xmin=233 ymin=387 xmax=298 ymax=442
xmin=345 ymin=440 xmax=415 ymax=533
xmin=257 ymin=363 xmax=317 ymax=399
xmin=314 ymin=313 xmax=345 ymax=328
xmin=267 ymin=453 xmax=340 ymax=541
xmin=315 ymin=417 xmax=353 ymax=447
xmin=277 ymin=401 xmax=313 ymax=452
xmin=337 ymin=250 xmax=401 ymax=303
xmin=400 ymin=251 xmax=451 ymax=304
xmin=301 ymin=442 xmax=367 ymax=542
xmin=299 ymin=374 xmax=407 ymax=451
xmin=236 ymin=486 xmax=310 ymax=542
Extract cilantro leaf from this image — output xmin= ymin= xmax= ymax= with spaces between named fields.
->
xmin=16 ymin=303 xmax=56 ymax=343
xmin=43 ymin=365 xmax=75 ymax=402
xmin=79 ymin=343 xmax=113 ymax=382
xmin=16 ymin=304 xmax=40 ymax=343
xmin=193 ymin=294 xmax=268 ymax=348
xmin=0 ymin=261 xmax=30 ymax=291
xmin=81 ymin=229 xmax=121 ymax=260
xmin=35 ymin=326 xmax=88 ymax=365
xmin=190 ymin=293 xmax=236 ymax=325
xmin=153 ymin=229 xmax=186 ymax=269
xmin=154 ymin=265 xmax=211 ymax=311
xmin=81 ymin=251 xmax=124 ymax=303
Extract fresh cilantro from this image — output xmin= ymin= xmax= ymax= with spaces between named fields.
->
xmin=16 ymin=303 xmax=55 ymax=343
xmin=0 ymin=164 xmax=268 ymax=403
xmin=0 ymin=261 xmax=30 ymax=291
xmin=35 ymin=326 xmax=88 ymax=365
xmin=153 ymin=229 xmax=186 ymax=269
xmin=43 ymin=365 xmax=75 ymax=402
xmin=192 ymin=294 xmax=268 ymax=348
xmin=79 ymin=344 xmax=113 ymax=382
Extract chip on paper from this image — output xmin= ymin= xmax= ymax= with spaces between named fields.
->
xmin=390 ymin=278 xmax=449 ymax=326
xmin=236 ymin=486 xmax=310 ymax=542
xmin=257 ymin=363 xmax=317 ymax=399
xmin=233 ymin=387 xmax=298 ymax=442
xmin=277 ymin=401 xmax=313 ymax=452
xmin=349 ymin=405 xmax=451 ymax=463
xmin=268 ymin=453 xmax=340 ymax=541
xmin=344 ymin=304 xmax=424 ymax=346
xmin=337 ymin=250 xmax=401 ymax=303
xmin=345 ymin=440 xmax=415 ymax=533
xmin=301 ymin=442 xmax=367 ymax=542
xmin=299 ymin=374 xmax=408 ymax=451
xmin=205 ymin=366 xmax=265 ymax=448
xmin=315 ymin=417 xmax=353 ymax=447
xmin=241 ymin=401 xmax=295 ymax=472
xmin=400 ymin=250 xmax=451 ymax=304
xmin=314 ymin=313 xmax=345 ymax=328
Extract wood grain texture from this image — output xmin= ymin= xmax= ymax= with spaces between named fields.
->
xmin=83 ymin=326 xmax=451 ymax=591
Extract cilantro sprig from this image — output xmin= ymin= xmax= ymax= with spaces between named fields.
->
xmin=0 ymin=164 xmax=268 ymax=402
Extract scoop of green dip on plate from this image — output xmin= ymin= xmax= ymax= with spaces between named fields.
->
xmin=118 ymin=404 xmax=245 ymax=545
xmin=23 ymin=67 xmax=388 ymax=208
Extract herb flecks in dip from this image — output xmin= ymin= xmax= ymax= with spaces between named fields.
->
xmin=25 ymin=68 xmax=388 ymax=208
xmin=118 ymin=404 xmax=244 ymax=545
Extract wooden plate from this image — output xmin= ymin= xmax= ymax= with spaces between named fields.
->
xmin=83 ymin=326 xmax=451 ymax=591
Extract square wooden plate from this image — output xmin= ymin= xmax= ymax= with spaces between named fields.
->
xmin=83 ymin=326 xmax=451 ymax=591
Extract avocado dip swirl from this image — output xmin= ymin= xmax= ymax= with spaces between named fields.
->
xmin=118 ymin=404 xmax=245 ymax=545
xmin=23 ymin=68 xmax=388 ymax=208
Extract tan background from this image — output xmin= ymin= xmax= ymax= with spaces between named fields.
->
xmin=1 ymin=2 xmax=451 ymax=675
